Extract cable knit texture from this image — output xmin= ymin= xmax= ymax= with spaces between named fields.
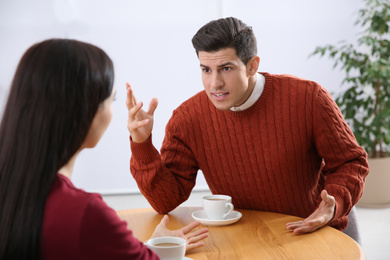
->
xmin=130 ymin=72 xmax=369 ymax=231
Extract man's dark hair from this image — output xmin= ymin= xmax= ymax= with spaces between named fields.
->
xmin=192 ymin=17 xmax=257 ymax=64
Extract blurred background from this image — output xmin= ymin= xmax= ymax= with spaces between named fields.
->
xmin=0 ymin=0 xmax=365 ymax=194
xmin=2 ymin=1 xmax=390 ymax=259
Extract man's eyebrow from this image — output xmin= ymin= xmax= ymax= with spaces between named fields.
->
xmin=218 ymin=62 xmax=235 ymax=67
xmin=200 ymin=62 xmax=235 ymax=68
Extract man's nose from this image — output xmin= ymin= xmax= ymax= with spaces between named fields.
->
xmin=210 ymin=72 xmax=224 ymax=89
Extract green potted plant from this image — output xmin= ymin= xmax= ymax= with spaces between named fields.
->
xmin=312 ymin=0 xmax=390 ymax=207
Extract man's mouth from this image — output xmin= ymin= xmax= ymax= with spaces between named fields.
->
xmin=212 ymin=92 xmax=229 ymax=97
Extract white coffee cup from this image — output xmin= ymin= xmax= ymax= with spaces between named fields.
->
xmin=145 ymin=236 xmax=186 ymax=260
xmin=203 ymin=195 xmax=234 ymax=220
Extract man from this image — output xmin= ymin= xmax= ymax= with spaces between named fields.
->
xmin=126 ymin=17 xmax=369 ymax=238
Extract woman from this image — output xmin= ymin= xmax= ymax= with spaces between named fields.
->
xmin=0 ymin=39 xmax=208 ymax=259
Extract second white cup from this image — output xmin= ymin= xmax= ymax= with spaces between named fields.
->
xmin=203 ymin=195 xmax=234 ymax=220
xmin=145 ymin=236 xmax=186 ymax=260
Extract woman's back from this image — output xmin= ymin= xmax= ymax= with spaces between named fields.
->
xmin=41 ymin=174 xmax=158 ymax=260
xmin=0 ymin=39 xmax=115 ymax=259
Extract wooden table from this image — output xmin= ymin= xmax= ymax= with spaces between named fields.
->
xmin=117 ymin=207 xmax=365 ymax=260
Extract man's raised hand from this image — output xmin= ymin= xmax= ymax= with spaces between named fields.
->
xmin=126 ymin=82 xmax=158 ymax=143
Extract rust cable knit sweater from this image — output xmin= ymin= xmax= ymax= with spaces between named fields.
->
xmin=130 ymin=72 xmax=369 ymax=230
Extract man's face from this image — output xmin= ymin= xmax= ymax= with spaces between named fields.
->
xmin=199 ymin=48 xmax=255 ymax=111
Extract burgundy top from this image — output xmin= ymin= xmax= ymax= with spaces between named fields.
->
xmin=41 ymin=174 xmax=159 ymax=260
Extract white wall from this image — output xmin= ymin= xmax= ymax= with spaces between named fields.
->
xmin=0 ymin=0 xmax=364 ymax=194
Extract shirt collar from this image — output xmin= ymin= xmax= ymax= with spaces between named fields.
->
xmin=230 ymin=73 xmax=265 ymax=112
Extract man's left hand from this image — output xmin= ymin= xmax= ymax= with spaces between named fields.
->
xmin=286 ymin=190 xmax=335 ymax=234
xmin=150 ymin=215 xmax=209 ymax=251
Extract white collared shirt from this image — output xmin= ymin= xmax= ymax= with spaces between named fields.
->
xmin=230 ymin=73 xmax=265 ymax=112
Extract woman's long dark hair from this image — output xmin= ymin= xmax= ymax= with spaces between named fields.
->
xmin=0 ymin=39 xmax=114 ymax=259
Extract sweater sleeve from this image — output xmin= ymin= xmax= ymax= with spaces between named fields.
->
xmin=130 ymin=109 xmax=199 ymax=214
xmin=313 ymin=86 xmax=369 ymax=230
xmin=79 ymin=196 xmax=159 ymax=260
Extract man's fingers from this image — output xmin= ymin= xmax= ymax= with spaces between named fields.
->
xmin=127 ymin=101 xmax=143 ymax=121
xmin=132 ymin=90 xmax=138 ymax=105
xmin=321 ymin=190 xmax=328 ymax=199
xmin=126 ymin=82 xmax=158 ymax=118
xmin=125 ymin=82 xmax=139 ymax=109
xmin=321 ymin=190 xmax=335 ymax=205
xmin=186 ymin=233 xmax=208 ymax=251
xmin=147 ymin=97 xmax=159 ymax=115
xmin=189 ymin=235 xmax=208 ymax=244
xmin=287 ymin=217 xmax=326 ymax=234
xmin=188 ymin=232 xmax=208 ymax=243
xmin=187 ymin=227 xmax=209 ymax=239
xmin=180 ymin=221 xmax=201 ymax=235
xmin=160 ymin=215 xmax=169 ymax=226
xmin=128 ymin=118 xmax=150 ymax=131
xmin=321 ymin=190 xmax=331 ymax=200
xmin=126 ymin=83 xmax=138 ymax=110
xmin=125 ymin=83 xmax=133 ymax=110
xmin=292 ymin=225 xmax=318 ymax=234
xmin=286 ymin=220 xmax=306 ymax=230
xmin=287 ymin=221 xmax=319 ymax=234
xmin=305 ymin=218 xmax=325 ymax=227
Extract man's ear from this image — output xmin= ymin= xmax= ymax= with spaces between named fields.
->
xmin=247 ymin=56 xmax=260 ymax=76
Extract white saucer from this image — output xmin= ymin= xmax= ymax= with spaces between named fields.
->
xmin=184 ymin=257 xmax=193 ymax=260
xmin=192 ymin=210 xmax=242 ymax=226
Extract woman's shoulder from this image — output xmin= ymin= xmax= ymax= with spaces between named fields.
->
xmin=41 ymin=174 xmax=147 ymax=259
xmin=47 ymin=174 xmax=103 ymax=210
xmin=42 ymin=174 xmax=107 ymax=234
